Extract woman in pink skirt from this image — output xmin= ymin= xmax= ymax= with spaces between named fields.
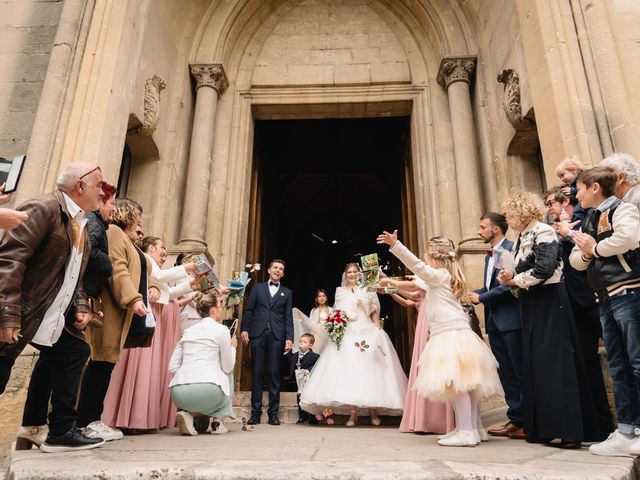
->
xmin=390 ymin=277 xmax=455 ymax=434
xmin=101 ymin=237 xmax=198 ymax=431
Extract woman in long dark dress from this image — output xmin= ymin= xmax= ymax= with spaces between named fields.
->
xmin=497 ymin=192 xmax=599 ymax=448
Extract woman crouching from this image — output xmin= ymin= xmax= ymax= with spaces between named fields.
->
xmin=169 ymin=292 xmax=237 ymax=435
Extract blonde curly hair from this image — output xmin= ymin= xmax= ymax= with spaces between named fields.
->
xmin=502 ymin=192 xmax=545 ymax=229
xmin=426 ymin=236 xmax=468 ymax=302
xmin=110 ymin=198 xmax=141 ymax=231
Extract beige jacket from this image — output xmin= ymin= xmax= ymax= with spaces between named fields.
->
xmin=86 ymin=225 xmax=153 ymax=363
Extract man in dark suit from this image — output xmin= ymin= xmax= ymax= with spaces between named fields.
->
xmin=468 ymin=212 xmax=524 ymax=438
xmin=545 ymin=187 xmax=614 ymax=439
xmin=240 ymin=259 xmax=294 ymax=425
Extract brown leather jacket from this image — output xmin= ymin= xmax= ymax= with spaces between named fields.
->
xmin=0 ymin=189 xmax=90 ymax=358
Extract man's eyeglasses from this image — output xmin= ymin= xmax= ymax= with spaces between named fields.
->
xmin=78 ymin=166 xmax=105 ymax=189
xmin=78 ymin=166 xmax=102 ymax=181
xmin=544 ymin=200 xmax=558 ymax=208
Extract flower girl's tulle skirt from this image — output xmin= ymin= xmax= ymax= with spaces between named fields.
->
xmin=413 ymin=328 xmax=503 ymax=402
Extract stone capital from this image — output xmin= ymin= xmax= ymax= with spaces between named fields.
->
xmin=190 ymin=63 xmax=229 ymax=94
xmin=437 ymin=55 xmax=477 ymax=89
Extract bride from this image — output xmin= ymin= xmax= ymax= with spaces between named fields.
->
xmin=299 ymin=263 xmax=408 ymax=426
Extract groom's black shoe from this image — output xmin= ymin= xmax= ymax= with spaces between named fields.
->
xmin=247 ymin=413 xmax=261 ymax=425
xmin=268 ymin=416 xmax=281 ymax=425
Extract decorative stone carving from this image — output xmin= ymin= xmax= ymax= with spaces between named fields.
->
xmin=139 ymin=75 xmax=166 ymax=136
xmin=190 ymin=63 xmax=229 ymax=94
xmin=497 ymin=69 xmax=538 ymax=155
xmin=437 ymin=56 xmax=476 ymax=89
xmin=497 ymin=69 xmax=535 ymax=131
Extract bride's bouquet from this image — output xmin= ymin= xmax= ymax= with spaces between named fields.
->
xmin=323 ymin=309 xmax=349 ymax=350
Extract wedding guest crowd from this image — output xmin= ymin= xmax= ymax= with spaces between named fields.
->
xmin=1 ymin=151 xmax=639 ymax=459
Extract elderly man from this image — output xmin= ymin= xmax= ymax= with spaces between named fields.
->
xmin=599 ymin=152 xmax=640 ymax=211
xmin=0 ymin=162 xmax=106 ymax=452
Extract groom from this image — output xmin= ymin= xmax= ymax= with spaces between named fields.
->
xmin=240 ymin=259 xmax=294 ymax=425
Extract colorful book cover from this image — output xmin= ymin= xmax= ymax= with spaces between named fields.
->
xmin=360 ymin=253 xmax=380 ymax=272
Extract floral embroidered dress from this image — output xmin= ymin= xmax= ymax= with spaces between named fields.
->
xmin=299 ymin=286 xmax=407 ymax=416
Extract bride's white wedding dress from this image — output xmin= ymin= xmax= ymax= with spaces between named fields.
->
xmin=299 ymin=286 xmax=408 ymax=416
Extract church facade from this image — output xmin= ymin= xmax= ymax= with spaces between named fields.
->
xmin=4 ymin=0 xmax=640 ymax=276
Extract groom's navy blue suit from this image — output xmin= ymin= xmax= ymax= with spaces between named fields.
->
xmin=242 ymin=281 xmax=293 ymax=418
xmin=474 ymin=239 xmax=524 ymax=427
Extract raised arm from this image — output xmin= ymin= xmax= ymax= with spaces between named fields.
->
xmin=377 ymin=231 xmax=448 ymax=287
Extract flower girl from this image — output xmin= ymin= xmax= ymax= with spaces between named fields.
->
xmin=377 ymin=230 xmax=503 ymax=447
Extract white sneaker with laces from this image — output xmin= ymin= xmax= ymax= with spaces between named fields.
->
xmin=210 ymin=421 xmax=228 ymax=435
xmin=628 ymin=436 xmax=640 ymax=456
xmin=589 ymin=430 xmax=634 ymax=457
xmin=438 ymin=429 xmax=457 ymax=440
xmin=83 ymin=421 xmax=123 ymax=442
xmin=438 ymin=430 xmax=478 ymax=447
xmin=176 ymin=411 xmax=198 ymax=436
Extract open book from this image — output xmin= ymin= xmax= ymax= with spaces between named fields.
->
xmin=183 ymin=253 xmax=219 ymax=291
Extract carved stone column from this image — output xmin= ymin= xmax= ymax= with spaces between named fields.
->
xmin=437 ymin=56 xmax=484 ymax=240
xmin=178 ymin=63 xmax=229 ymax=251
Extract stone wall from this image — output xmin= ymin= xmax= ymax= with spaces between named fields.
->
xmin=0 ymin=0 xmax=63 ymax=160
xmin=252 ymin=0 xmax=411 ymax=86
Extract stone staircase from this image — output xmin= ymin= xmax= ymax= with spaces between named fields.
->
xmin=230 ymin=391 xmax=404 ymax=425
xmin=231 ymin=391 xmax=301 ymax=424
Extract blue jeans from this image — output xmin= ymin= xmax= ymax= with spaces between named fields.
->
xmin=599 ymin=288 xmax=640 ymax=435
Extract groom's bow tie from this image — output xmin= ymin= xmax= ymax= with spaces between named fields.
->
xmin=269 ymin=281 xmax=280 ymax=287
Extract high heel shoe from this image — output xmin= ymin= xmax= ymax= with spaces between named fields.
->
xmin=346 ymin=413 xmax=358 ymax=427
xmin=16 ymin=425 xmax=48 ymax=450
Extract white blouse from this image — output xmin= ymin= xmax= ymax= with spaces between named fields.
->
xmin=168 ymin=317 xmax=236 ymax=395
xmin=150 ymin=258 xmax=192 ymax=304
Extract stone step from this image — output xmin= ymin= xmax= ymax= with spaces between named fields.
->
xmin=230 ymin=391 xmax=402 ymax=424
xmin=8 ymin=423 xmax=638 ymax=480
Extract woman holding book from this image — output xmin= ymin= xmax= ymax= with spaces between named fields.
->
xmin=299 ymin=263 xmax=407 ymax=426
xmin=101 ymin=237 xmax=199 ymax=432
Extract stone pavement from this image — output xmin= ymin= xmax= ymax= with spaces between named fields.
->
xmin=7 ymin=421 xmax=639 ymax=480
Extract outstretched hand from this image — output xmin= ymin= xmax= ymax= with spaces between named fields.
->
xmin=376 ymin=230 xmax=398 ymax=247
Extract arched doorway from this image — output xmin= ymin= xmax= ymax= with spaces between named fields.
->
xmin=240 ymin=115 xmax=419 ymax=390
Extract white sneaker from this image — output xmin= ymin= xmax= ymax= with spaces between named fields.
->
xmin=83 ymin=421 xmax=123 ymax=442
xmin=176 ymin=411 xmax=197 ymax=436
xmin=629 ymin=436 xmax=640 ymax=456
xmin=16 ymin=425 xmax=49 ymax=450
xmin=438 ymin=430 xmax=478 ymax=447
xmin=474 ymin=428 xmax=489 ymax=442
xmin=210 ymin=420 xmax=228 ymax=435
xmin=589 ymin=430 xmax=634 ymax=457
xmin=437 ymin=429 xmax=457 ymax=440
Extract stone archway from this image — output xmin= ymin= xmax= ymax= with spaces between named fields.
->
xmin=178 ymin=0 xmax=488 ymax=285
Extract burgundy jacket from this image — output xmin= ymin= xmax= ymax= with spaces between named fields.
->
xmin=0 ymin=189 xmax=91 ymax=358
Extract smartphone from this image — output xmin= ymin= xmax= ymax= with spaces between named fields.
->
xmin=225 ymin=318 xmax=238 ymax=337
xmin=0 ymin=155 xmax=26 ymax=194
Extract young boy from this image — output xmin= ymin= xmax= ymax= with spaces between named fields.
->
xmin=284 ymin=333 xmax=320 ymax=424
xmin=556 ymin=155 xmax=587 ymax=223
xmin=569 ymin=166 xmax=640 ymax=457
